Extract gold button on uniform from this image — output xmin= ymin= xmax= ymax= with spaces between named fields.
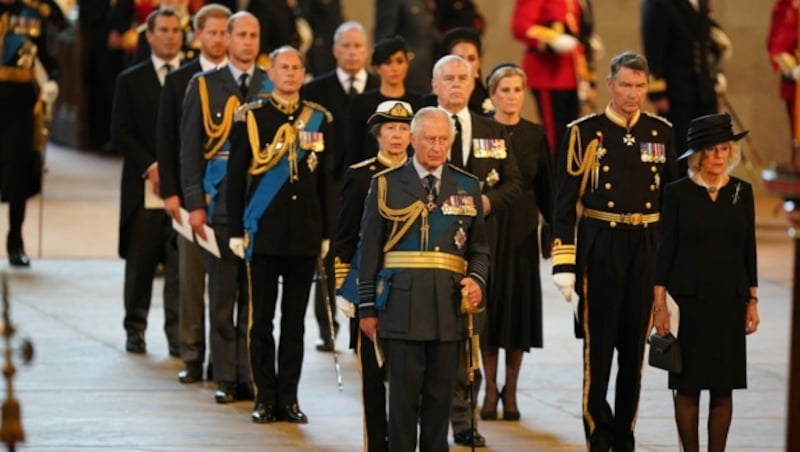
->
xmin=604 ymin=182 xmax=612 ymax=190
xmin=650 ymin=184 xmax=656 ymax=191
xmin=609 ymin=221 xmax=617 ymax=228
xmin=651 ymin=166 xmax=658 ymax=173
xmin=602 ymin=165 xmax=610 ymax=173
xmin=607 ymin=201 xmax=615 ymax=208
xmin=291 ymin=195 xmax=298 ymax=200
xmin=645 ymin=202 xmax=652 ymax=209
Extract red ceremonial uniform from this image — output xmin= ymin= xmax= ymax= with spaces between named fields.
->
xmin=768 ymin=0 xmax=800 ymax=139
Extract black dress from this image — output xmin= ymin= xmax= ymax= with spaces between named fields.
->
xmin=486 ymin=118 xmax=553 ymax=350
xmin=654 ymin=176 xmax=757 ymax=390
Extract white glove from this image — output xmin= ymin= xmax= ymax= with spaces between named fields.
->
xmin=228 ymin=237 xmax=245 ymax=259
xmin=578 ymin=80 xmax=592 ymax=102
xmin=714 ymin=73 xmax=727 ymax=94
xmin=553 ymin=272 xmax=578 ymax=302
xmin=336 ymin=295 xmax=356 ymax=319
xmin=550 ymin=34 xmax=579 ymax=54
xmin=41 ymin=80 xmax=59 ymax=104
xmin=792 ymin=66 xmax=800 ymax=81
xmin=320 ymin=239 xmax=330 ymax=259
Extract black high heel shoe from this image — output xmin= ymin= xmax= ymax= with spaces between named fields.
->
xmin=500 ymin=386 xmax=521 ymax=421
xmin=479 ymin=386 xmax=499 ymax=420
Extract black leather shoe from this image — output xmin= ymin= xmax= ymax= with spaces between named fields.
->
xmin=178 ymin=362 xmax=203 ymax=384
xmin=235 ymin=382 xmax=254 ymax=401
xmin=215 ymin=381 xmax=236 ymax=404
xmin=251 ymin=402 xmax=279 ymax=423
xmin=283 ymin=403 xmax=308 ymax=424
xmin=453 ymin=429 xmax=486 ymax=448
xmin=315 ymin=337 xmax=334 ymax=352
xmin=205 ymin=362 xmax=214 ymax=381
xmin=125 ymin=333 xmax=146 ymax=354
xmin=7 ymin=247 xmax=29 ymax=267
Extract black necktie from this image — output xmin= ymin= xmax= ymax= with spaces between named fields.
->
xmin=239 ymin=73 xmax=249 ymax=99
xmin=348 ymin=76 xmax=357 ymax=97
xmin=451 ymin=114 xmax=463 ymax=168
xmin=424 ymin=174 xmax=438 ymax=210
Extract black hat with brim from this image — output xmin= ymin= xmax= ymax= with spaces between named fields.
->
xmin=372 ymin=36 xmax=408 ymax=66
xmin=678 ymin=113 xmax=749 ymax=160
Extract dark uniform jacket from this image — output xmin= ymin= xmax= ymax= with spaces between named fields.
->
xmin=227 ymin=97 xmax=335 ymax=257
xmin=358 ymin=161 xmax=490 ymax=342
xmin=641 ymin=0 xmax=718 ymax=107
xmin=302 ymin=70 xmax=380 ymax=181
xmin=551 ymin=106 xmax=678 ymax=274
xmin=111 ymin=59 xmax=165 ymax=258
xmin=180 ymin=65 xmax=268 ymax=225
xmin=156 ymin=58 xmax=202 ymax=201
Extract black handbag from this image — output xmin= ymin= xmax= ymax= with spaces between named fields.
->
xmin=648 ymin=333 xmax=682 ymax=374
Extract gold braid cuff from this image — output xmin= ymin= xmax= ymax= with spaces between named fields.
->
xmin=198 ymin=76 xmax=240 ymax=159
xmin=566 ymin=125 xmax=600 ymax=197
xmin=377 ymin=175 xmax=429 ymax=252
xmin=551 ymin=239 xmax=576 ymax=267
xmin=334 ymin=257 xmax=350 ymax=290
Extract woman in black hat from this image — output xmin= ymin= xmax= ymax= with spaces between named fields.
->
xmin=652 ymin=113 xmax=760 ymax=452
xmin=479 ymin=63 xmax=553 ymax=422
xmin=344 ymin=36 xmax=422 ymax=168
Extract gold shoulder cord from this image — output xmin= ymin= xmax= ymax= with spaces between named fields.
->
xmin=376 ymin=175 xmax=430 ymax=252
xmin=246 ymin=111 xmax=295 ymax=175
xmin=198 ymin=76 xmax=240 ymax=159
xmin=565 ymin=125 xmax=600 ymax=197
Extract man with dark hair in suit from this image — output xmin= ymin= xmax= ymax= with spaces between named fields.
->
xmin=227 ymin=46 xmax=334 ymax=424
xmin=432 ymin=54 xmax=522 ymax=448
xmin=111 ymin=8 xmax=183 ymax=356
xmin=358 ymin=106 xmax=490 ymax=451
xmin=180 ymin=11 xmax=269 ymax=404
xmin=156 ymin=2 xmax=231 ymax=384
xmin=302 ymin=20 xmax=379 ymax=353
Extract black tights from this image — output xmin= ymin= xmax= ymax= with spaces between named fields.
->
xmin=7 ymin=199 xmax=26 ymax=246
xmin=673 ymin=389 xmax=733 ymax=452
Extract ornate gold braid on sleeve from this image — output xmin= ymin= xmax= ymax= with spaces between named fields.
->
xmin=198 ymin=76 xmax=241 ymax=159
xmin=565 ymin=125 xmax=599 ymax=197
xmin=246 ymin=110 xmax=297 ymax=176
xmin=376 ymin=175 xmax=430 ymax=252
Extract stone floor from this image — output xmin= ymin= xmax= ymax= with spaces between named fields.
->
xmin=0 ymin=144 xmax=792 ymax=451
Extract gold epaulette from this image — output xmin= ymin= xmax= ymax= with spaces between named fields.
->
xmin=234 ymin=99 xmax=265 ymax=122
xmin=567 ymin=112 xmax=599 ymax=129
xmin=648 ymin=76 xmax=667 ymax=94
xmin=302 ymin=100 xmax=333 ymax=122
xmin=446 ymin=163 xmax=480 ymax=181
xmin=551 ymin=239 xmax=576 ymax=267
xmin=350 ymin=157 xmax=377 ymax=169
xmin=372 ymin=163 xmax=404 ymax=179
xmin=642 ymin=111 xmax=673 ymax=127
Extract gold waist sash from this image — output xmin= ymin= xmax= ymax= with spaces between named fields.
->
xmin=583 ymin=208 xmax=660 ymax=226
xmin=0 ymin=67 xmax=34 ymax=83
xmin=383 ymin=251 xmax=467 ymax=275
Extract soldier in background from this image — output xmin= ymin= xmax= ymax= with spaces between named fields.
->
xmin=0 ymin=0 xmax=65 ymax=266
xmin=551 ymin=51 xmax=677 ymax=452
xmin=768 ymin=0 xmax=800 ymax=166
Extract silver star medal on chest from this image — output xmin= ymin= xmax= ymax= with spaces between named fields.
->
xmin=454 ymin=227 xmax=467 ymax=250
xmin=426 ymin=194 xmax=437 ymax=212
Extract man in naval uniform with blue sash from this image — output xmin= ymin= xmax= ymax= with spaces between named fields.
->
xmin=358 ymin=107 xmax=490 ymax=451
xmin=226 ymin=45 xmax=334 ymax=425
xmin=179 ymin=11 xmax=269 ymax=404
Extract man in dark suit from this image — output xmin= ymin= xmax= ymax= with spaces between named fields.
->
xmin=641 ymin=0 xmax=726 ymax=174
xmin=180 ymin=11 xmax=267 ymax=404
xmin=227 ymin=46 xmax=334 ymax=424
xmin=111 ymin=8 xmax=183 ymax=355
xmin=156 ymin=3 xmax=231 ymax=384
xmin=358 ymin=107 xmax=490 ymax=451
xmin=432 ymin=54 xmax=522 ymax=448
xmin=303 ymin=21 xmax=380 ymax=351
xmin=301 ymin=20 xmax=379 ymax=353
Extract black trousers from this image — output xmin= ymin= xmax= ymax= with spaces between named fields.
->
xmin=177 ymin=234 xmax=208 ymax=364
xmin=577 ymin=225 xmax=657 ymax=449
xmin=532 ymin=88 xmax=579 ymax=159
xmin=385 ymin=339 xmax=459 ymax=452
xmin=247 ymin=254 xmax=316 ymax=406
xmin=358 ymin=329 xmax=388 ymax=452
xmin=122 ymin=208 xmax=178 ymax=347
xmin=314 ymin=180 xmax=341 ymax=341
xmin=208 ymin=224 xmax=249 ymax=384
